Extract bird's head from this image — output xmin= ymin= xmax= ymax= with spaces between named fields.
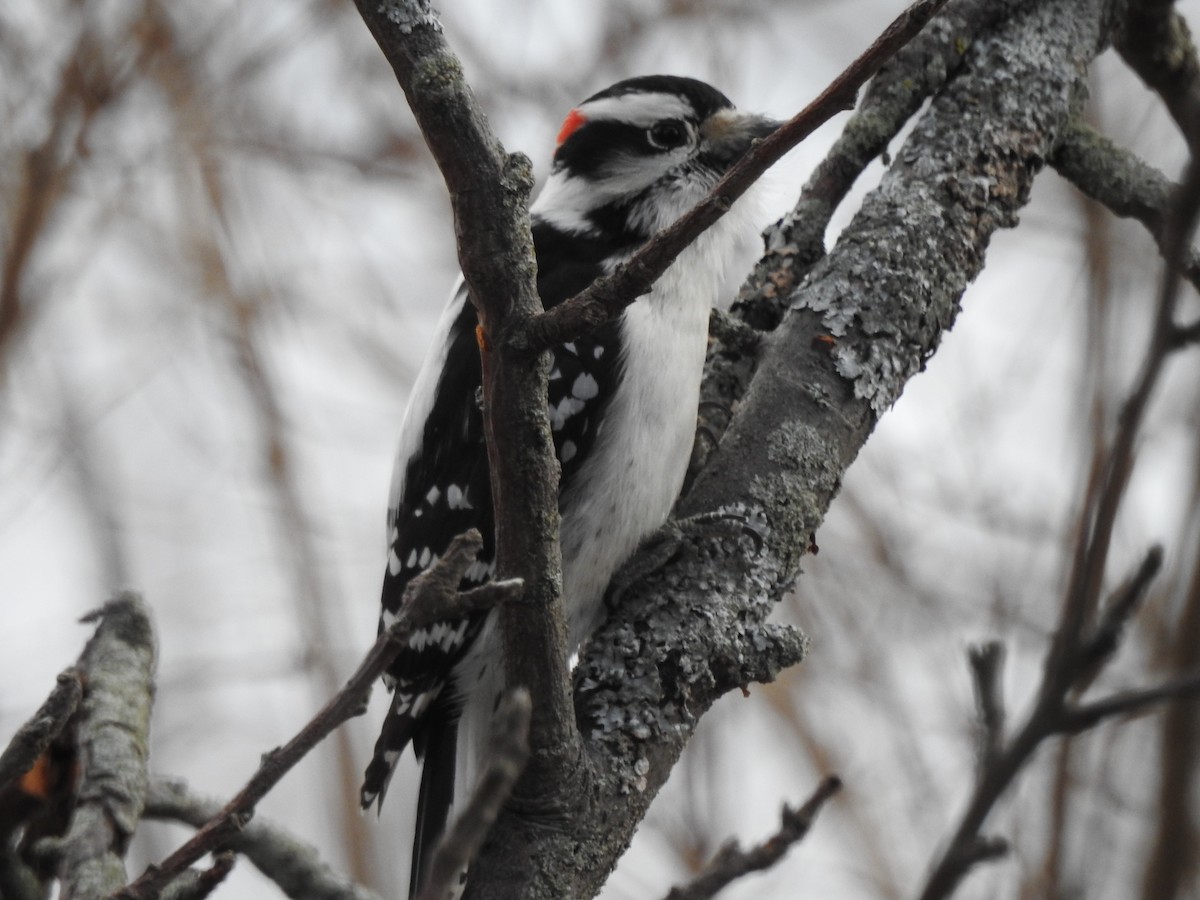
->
xmin=531 ymin=75 xmax=778 ymax=242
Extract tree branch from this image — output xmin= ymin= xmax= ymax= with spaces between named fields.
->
xmin=519 ymin=0 xmax=953 ymax=352
xmin=918 ymin=213 xmax=1197 ymax=900
xmin=158 ymin=853 xmax=235 ymax=900
xmin=661 ymin=776 xmax=842 ymax=900
xmin=468 ymin=0 xmax=1116 ymax=896
xmin=1051 ymin=121 xmax=1200 ymax=293
xmin=738 ymin=0 xmax=1032 ymax=329
xmin=1116 ymin=0 xmax=1200 ymax=137
xmin=968 ymin=643 xmax=1006 ymax=775
xmin=58 ymin=594 xmax=157 ymax=900
xmin=349 ymin=0 xmax=580 ymax=814
xmin=116 ymin=530 xmax=518 ymax=900
xmin=144 ymin=777 xmax=382 ymax=900
xmin=1061 ymin=672 xmax=1200 ymax=733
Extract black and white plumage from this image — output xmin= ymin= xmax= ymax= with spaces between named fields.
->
xmin=362 ymin=75 xmax=776 ymax=897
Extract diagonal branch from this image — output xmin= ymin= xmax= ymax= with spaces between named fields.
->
xmin=519 ymin=0 xmax=953 ymax=352
xmin=1061 ymin=672 xmax=1200 ymax=733
xmin=661 ymin=776 xmax=842 ymax=900
xmin=1051 ymin=121 xmax=1200 ymax=292
xmin=115 ymin=530 xmax=519 ymax=900
xmin=144 ymin=777 xmax=383 ymax=900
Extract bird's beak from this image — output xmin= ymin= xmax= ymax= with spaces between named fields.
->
xmin=701 ymin=110 xmax=781 ymax=164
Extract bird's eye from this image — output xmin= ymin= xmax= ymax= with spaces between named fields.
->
xmin=647 ymin=120 xmax=689 ymax=150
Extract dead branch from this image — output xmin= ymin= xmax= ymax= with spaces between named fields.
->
xmin=57 ymin=595 xmax=157 ymax=900
xmin=115 ymin=530 xmax=520 ymax=900
xmin=661 ymin=776 xmax=842 ymax=900
xmin=968 ymin=643 xmax=1006 ymax=776
xmin=144 ymin=776 xmax=382 ymax=900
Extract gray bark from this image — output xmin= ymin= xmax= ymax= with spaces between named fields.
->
xmin=464 ymin=0 xmax=1121 ymax=896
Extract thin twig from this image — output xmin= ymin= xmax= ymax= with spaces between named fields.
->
xmin=144 ymin=776 xmax=383 ymax=900
xmin=114 ymin=530 xmax=521 ymax=900
xmin=1043 ymin=95 xmax=1200 ymax=716
xmin=416 ymin=689 xmax=533 ymax=900
xmin=1075 ymin=546 xmax=1165 ymax=687
xmin=1061 ymin=672 xmax=1200 ymax=733
xmin=0 ymin=670 xmax=82 ymax=791
xmin=519 ymin=0 xmax=953 ymax=352
xmin=660 ymin=776 xmax=842 ymax=900
xmin=968 ymin=643 xmax=1006 ymax=775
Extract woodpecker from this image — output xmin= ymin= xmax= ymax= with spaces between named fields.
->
xmin=362 ymin=75 xmax=777 ymax=897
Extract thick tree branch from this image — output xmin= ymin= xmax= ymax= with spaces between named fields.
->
xmin=661 ymin=776 xmax=842 ymax=900
xmin=58 ymin=594 xmax=157 ymax=900
xmin=519 ymin=0 xmax=953 ymax=352
xmin=144 ymin=777 xmax=382 ymax=900
xmin=116 ymin=531 xmax=517 ymax=900
xmin=738 ymin=0 xmax=1032 ymax=329
xmin=349 ymin=0 xmax=580 ymax=814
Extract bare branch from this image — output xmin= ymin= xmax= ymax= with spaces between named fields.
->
xmin=1116 ymin=0 xmax=1200 ymax=137
xmin=1044 ymin=100 xmax=1200 ymax=710
xmin=1061 ymin=672 xmax=1200 ymax=734
xmin=144 ymin=777 xmax=383 ymax=900
xmin=417 ymin=690 xmax=532 ymax=900
xmin=115 ymin=530 xmax=519 ymax=900
xmin=0 ymin=670 xmax=82 ymax=792
xmin=968 ymin=643 xmax=1006 ymax=775
xmin=349 ymin=0 xmax=578 ymax=806
xmin=1076 ymin=546 xmax=1165 ymax=686
xmin=58 ymin=594 xmax=157 ymax=900
xmin=920 ymin=549 xmax=1174 ymax=900
xmin=661 ymin=776 xmax=841 ymax=900
xmin=1052 ymin=121 xmax=1200 ymax=292
xmin=739 ymin=0 xmax=1030 ymax=329
xmin=520 ymin=0 xmax=953 ymax=352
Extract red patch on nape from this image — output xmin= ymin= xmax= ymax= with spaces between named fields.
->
xmin=556 ymin=109 xmax=587 ymax=146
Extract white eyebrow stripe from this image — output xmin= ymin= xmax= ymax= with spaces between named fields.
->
xmin=578 ymin=93 xmax=694 ymax=128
